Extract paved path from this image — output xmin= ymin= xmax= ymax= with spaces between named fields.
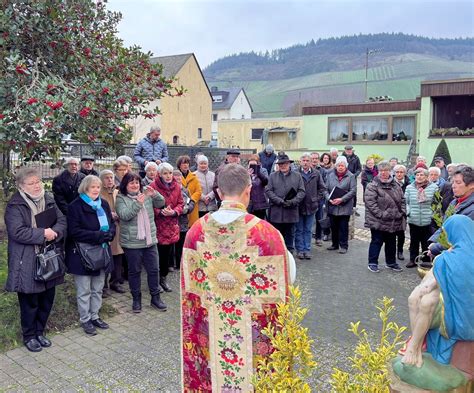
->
xmin=0 ymin=235 xmax=421 ymax=392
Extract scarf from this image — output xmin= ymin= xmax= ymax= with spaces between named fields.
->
xmin=80 ymin=193 xmax=109 ymax=247
xmin=19 ymin=189 xmax=46 ymax=252
xmin=127 ymin=193 xmax=153 ymax=246
xmin=336 ymin=169 xmax=347 ymax=181
xmin=414 ymin=179 xmax=429 ymax=203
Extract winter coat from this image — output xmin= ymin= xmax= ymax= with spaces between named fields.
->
xmin=361 ymin=167 xmax=379 ymax=191
xmin=52 ymin=170 xmax=85 ymax=215
xmin=429 ymin=192 xmax=474 ymax=255
xmin=133 ymin=136 xmax=169 ymax=169
xmin=65 ymin=197 xmax=116 ymax=276
xmin=5 ymin=192 xmax=67 ymax=294
xmin=439 ymin=166 xmax=449 ymax=180
xmin=80 ymin=168 xmax=99 ymax=177
xmin=258 ymin=151 xmax=277 ymax=174
xmin=325 ymin=170 xmax=357 ymax=216
xmin=298 ymin=168 xmax=326 ymax=216
xmin=439 ymin=181 xmax=454 ymax=213
xmin=404 ymin=182 xmax=438 ymax=226
xmin=342 ymin=153 xmax=362 ymax=178
xmin=364 ymin=176 xmax=406 ymax=232
xmin=149 ymin=177 xmax=184 ymax=245
xmin=248 ymin=167 xmax=269 ymax=213
xmin=319 ymin=165 xmax=333 ymax=184
xmin=115 ymin=192 xmax=165 ymax=249
xmin=178 ymin=186 xmax=191 ymax=232
xmin=266 ymin=170 xmax=306 ymax=224
xmin=181 ymin=171 xmax=202 ymax=227
xmin=394 ymin=176 xmax=410 ymax=194
xmin=195 ymin=169 xmax=217 ymax=213
xmin=99 ymin=188 xmax=123 ymax=256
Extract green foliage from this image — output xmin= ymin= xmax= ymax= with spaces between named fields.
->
xmin=431 ymin=192 xmax=456 ymax=249
xmin=0 ymin=0 xmax=184 ymax=166
xmin=330 ymin=297 xmax=407 ymax=393
xmin=252 ymin=286 xmax=317 ymax=392
xmin=366 ymin=153 xmax=384 ymax=164
xmin=0 ymin=242 xmax=116 ymax=352
xmin=431 ymin=139 xmax=452 ymax=166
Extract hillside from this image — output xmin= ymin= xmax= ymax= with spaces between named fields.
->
xmin=204 ymin=34 xmax=474 ymax=117
xmin=204 ymin=33 xmax=473 ymax=81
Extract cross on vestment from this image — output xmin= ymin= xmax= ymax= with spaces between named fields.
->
xmin=183 ymin=217 xmax=287 ymax=392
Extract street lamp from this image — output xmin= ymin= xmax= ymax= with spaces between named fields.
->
xmin=365 ymin=48 xmax=381 ymax=102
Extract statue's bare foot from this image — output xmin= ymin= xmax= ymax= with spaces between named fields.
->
xmin=401 ymin=348 xmax=423 ymax=367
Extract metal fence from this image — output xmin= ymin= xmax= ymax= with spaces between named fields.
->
xmin=7 ymin=143 xmax=257 ymax=180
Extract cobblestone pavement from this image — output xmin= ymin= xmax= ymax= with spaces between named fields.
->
xmin=0 ymin=208 xmax=421 ymax=392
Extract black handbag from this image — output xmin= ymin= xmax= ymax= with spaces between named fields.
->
xmin=35 ymin=243 xmax=66 ymax=282
xmin=75 ymin=242 xmax=112 ymax=272
xmin=318 ymin=204 xmax=331 ymax=230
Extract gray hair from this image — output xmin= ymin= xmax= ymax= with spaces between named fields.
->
xmin=330 ymin=148 xmax=338 ymax=154
xmin=447 ymin=163 xmax=458 ymax=170
xmin=265 ymin=144 xmax=274 ymax=153
xmin=158 ymin=162 xmax=173 ymax=174
xmin=149 ymin=126 xmax=161 ymax=133
xmin=300 ymin=152 xmax=312 ymax=160
xmin=197 ymin=155 xmax=208 ymax=164
xmin=99 ymin=169 xmax=114 ymax=181
xmin=113 ymin=158 xmax=130 ymax=170
xmin=145 ymin=162 xmax=159 ymax=171
xmin=429 ymin=167 xmax=441 ymax=175
xmin=78 ymin=175 xmax=102 ymax=194
xmin=116 ymin=155 xmax=132 ymax=164
xmin=414 ymin=167 xmax=429 ymax=176
xmin=64 ymin=157 xmax=79 ymax=166
xmin=335 ymin=156 xmax=348 ymax=167
xmin=416 ymin=155 xmax=426 ymax=163
xmin=393 ymin=164 xmax=407 ymax=173
xmin=15 ymin=167 xmax=42 ymax=186
xmin=377 ymin=160 xmax=391 ymax=171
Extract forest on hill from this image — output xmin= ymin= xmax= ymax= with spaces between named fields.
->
xmin=204 ymin=33 xmax=474 ymax=81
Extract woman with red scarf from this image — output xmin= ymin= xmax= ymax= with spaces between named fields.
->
xmin=404 ymin=168 xmax=438 ymax=268
xmin=324 ymin=156 xmax=357 ymax=254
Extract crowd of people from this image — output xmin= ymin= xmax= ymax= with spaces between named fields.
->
xmin=4 ymin=125 xmax=473 ymax=353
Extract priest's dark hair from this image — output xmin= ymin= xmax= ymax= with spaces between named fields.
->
xmin=217 ymin=163 xmax=251 ymax=197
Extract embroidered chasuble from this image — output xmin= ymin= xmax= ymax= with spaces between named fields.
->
xmin=181 ymin=201 xmax=290 ymax=392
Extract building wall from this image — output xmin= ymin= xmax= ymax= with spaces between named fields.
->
xmin=130 ymin=56 xmax=212 ymax=145
xmin=417 ymin=96 xmax=474 ymax=165
xmin=229 ymin=90 xmax=252 ymax=120
xmin=218 ymin=117 xmax=302 ymax=150
xmin=302 ymin=110 xmax=420 ymax=163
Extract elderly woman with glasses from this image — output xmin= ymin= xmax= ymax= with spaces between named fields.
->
xmin=142 ymin=161 xmax=159 ymax=186
xmin=5 ymin=168 xmax=67 ymax=352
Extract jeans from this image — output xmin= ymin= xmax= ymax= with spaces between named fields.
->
xmin=158 ymin=243 xmax=174 ymax=277
xmin=329 ymin=214 xmax=350 ymax=250
xmin=368 ymin=229 xmax=397 ymax=266
xmin=395 ymin=230 xmax=405 ymax=253
xmin=123 ymin=245 xmax=160 ymax=297
xmin=17 ymin=287 xmax=56 ymax=342
xmin=271 ymin=222 xmax=295 ymax=251
xmin=409 ymin=224 xmax=431 ymax=262
xmin=74 ymin=271 xmax=105 ymax=324
xmin=295 ymin=214 xmax=315 ymax=252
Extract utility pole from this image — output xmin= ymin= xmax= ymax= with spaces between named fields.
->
xmin=365 ymin=48 xmax=380 ymax=102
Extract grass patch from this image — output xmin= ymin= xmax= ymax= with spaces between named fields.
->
xmin=0 ymin=241 xmax=117 ymax=352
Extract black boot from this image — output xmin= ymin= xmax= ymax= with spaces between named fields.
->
xmin=132 ymin=292 xmax=142 ymax=313
xmin=150 ymin=294 xmax=167 ymax=311
xmin=160 ymin=276 xmax=172 ymax=292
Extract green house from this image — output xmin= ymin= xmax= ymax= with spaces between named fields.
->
xmin=299 ymin=78 xmax=474 ymax=165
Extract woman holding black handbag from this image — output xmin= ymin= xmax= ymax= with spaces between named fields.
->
xmin=5 ymin=168 xmax=67 ymax=352
xmin=66 ymin=175 xmax=115 ymax=336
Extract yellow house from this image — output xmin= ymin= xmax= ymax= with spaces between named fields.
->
xmin=217 ymin=117 xmax=303 ymax=151
xmin=129 ymin=53 xmax=212 ymax=145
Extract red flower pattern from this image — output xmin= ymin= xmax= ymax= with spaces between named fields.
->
xmin=220 ymin=348 xmax=238 ymax=364
xmin=192 ymin=268 xmax=206 ymax=283
xmin=218 ymin=227 xmax=228 ymax=234
xmin=203 ymin=251 xmax=212 ymax=260
xmin=238 ymin=255 xmax=250 ymax=264
xmin=221 ymin=301 xmax=235 ymax=314
xmin=249 ymin=273 xmax=270 ymax=290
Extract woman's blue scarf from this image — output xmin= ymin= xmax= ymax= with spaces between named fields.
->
xmin=80 ymin=193 xmax=109 ymax=247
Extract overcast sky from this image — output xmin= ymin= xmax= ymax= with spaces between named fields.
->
xmin=108 ymin=0 xmax=474 ymax=68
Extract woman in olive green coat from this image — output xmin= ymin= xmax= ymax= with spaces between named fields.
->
xmin=115 ymin=173 xmax=167 ymax=313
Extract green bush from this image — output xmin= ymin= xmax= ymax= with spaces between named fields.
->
xmin=431 ymin=139 xmax=452 ymax=166
xmin=0 ymin=242 xmax=116 ymax=352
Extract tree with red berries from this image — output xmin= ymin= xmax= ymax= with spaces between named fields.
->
xmin=0 ymin=0 xmax=183 ymax=170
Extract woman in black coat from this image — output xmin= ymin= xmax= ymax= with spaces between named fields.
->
xmin=5 ymin=168 xmax=67 ymax=352
xmin=66 ymin=175 xmax=115 ymax=336
xmin=247 ymin=155 xmax=269 ymax=219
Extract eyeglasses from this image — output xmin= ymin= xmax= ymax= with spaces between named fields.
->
xmin=23 ymin=180 xmax=41 ymax=186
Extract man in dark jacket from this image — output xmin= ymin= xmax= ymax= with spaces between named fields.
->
xmin=266 ymin=154 xmax=306 ymax=253
xmin=52 ymin=157 xmax=85 ymax=215
xmin=429 ymin=165 xmax=474 ymax=256
xmin=295 ymin=153 xmax=326 ymax=259
xmin=80 ymin=155 xmax=99 ymax=176
xmin=342 ymin=145 xmax=362 ymax=212
xmin=364 ymin=161 xmax=405 ymax=273
xmin=258 ymin=144 xmax=277 ymax=174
